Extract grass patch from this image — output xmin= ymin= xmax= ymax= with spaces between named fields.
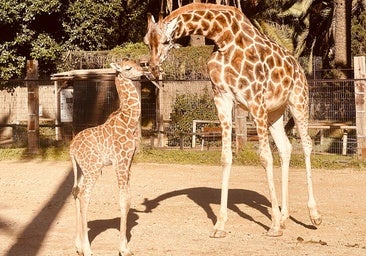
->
xmin=134 ymin=148 xmax=221 ymax=165
xmin=0 ymin=146 xmax=70 ymax=161
xmin=0 ymin=145 xmax=363 ymax=170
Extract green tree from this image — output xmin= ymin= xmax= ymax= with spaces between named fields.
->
xmin=352 ymin=0 xmax=366 ymax=56
xmin=0 ymin=0 xmax=63 ymax=79
xmin=63 ymin=0 xmax=147 ymax=51
xmin=0 ymin=0 xmax=148 ymax=82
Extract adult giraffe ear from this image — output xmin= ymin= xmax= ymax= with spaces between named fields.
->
xmin=147 ymin=13 xmax=156 ymax=28
xmin=158 ymin=12 xmax=164 ymax=26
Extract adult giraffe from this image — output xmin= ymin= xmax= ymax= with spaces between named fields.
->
xmin=144 ymin=3 xmax=322 ymax=237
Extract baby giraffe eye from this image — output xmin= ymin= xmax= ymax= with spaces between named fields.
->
xmin=124 ymin=66 xmax=133 ymax=71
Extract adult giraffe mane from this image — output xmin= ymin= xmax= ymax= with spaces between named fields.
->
xmin=162 ymin=3 xmax=243 ymax=22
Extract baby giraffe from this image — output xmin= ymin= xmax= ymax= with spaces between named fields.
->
xmin=70 ymin=59 xmax=142 ymax=256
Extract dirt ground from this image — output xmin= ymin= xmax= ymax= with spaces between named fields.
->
xmin=0 ymin=160 xmax=365 ymax=256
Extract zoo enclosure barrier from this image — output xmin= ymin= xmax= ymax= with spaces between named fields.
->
xmin=1 ymin=59 xmax=366 ymax=157
xmin=0 ymin=78 xmax=363 ymax=156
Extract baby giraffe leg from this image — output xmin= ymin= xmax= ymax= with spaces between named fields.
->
xmin=78 ymin=183 xmax=93 ymax=256
xmin=118 ymin=183 xmax=133 ymax=256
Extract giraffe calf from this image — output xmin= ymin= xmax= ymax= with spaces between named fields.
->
xmin=70 ymin=59 xmax=143 ymax=256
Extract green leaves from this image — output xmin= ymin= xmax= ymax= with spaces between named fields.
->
xmin=352 ymin=10 xmax=366 ymax=56
xmin=0 ymin=0 xmax=148 ymax=81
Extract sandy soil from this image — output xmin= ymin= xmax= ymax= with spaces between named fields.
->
xmin=0 ymin=160 xmax=365 ymax=256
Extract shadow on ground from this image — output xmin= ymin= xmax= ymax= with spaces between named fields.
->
xmin=5 ymin=167 xmax=73 ymax=256
xmin=88 ymin=209 xmax=140 ymax=243
xmin=142 ymin=187 xmax=317 ymax=232
xmin=143 ymin=187 xmax=271 ymax=231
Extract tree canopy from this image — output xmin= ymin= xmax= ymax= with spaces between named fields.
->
xmin=0 ymin=0 xmax=148 ymax=79
xmin=0 ymin=0 xmax=366 ymax=81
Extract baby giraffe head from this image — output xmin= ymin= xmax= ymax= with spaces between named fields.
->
xmin=110 ymin=59 xmax=144 ymax=80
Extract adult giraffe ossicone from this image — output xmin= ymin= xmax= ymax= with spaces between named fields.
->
xmin=144 ymin=3 xmax=322 ymax=238
xmin=70 ymin=59 xmax=143 ymax=256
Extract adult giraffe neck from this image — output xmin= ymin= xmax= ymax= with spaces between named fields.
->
xmin=163 ymin=3 xmax=252 ymax=51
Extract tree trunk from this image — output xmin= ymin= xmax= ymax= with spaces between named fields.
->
xmin=333 ymin=0 xmax=351 ymax=78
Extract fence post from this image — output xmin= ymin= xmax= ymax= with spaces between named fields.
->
xmin=54 ymin=80 xmax=62 ymax=141
xmin=354 ymin=56 xmax=366 ymax=158
xmin=235 ymin=104 xmax=247 ymax=153
xmin=156 ymin=77 xmax=165 ymax=147
xmin=26 ymin=60 xmax=39 ymax=154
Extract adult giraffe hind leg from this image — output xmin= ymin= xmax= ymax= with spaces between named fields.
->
xmin=290 ymin=105 xmax=322 ymax=227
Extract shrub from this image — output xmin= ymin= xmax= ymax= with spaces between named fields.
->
xmin=162 ymin=45 xmax=213 ymax=80
xmin=167 ymin=86 xmax=217 ymax=147
xmin=107 ymin=42 xmax=149 ymax=62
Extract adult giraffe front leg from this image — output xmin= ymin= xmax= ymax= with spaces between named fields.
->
xmin=210 ymin=92 xmax=234 ymax=238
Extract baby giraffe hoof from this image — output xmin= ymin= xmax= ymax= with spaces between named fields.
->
xmin=210 ymin=229 xmax=227 ymax=238
xmin=266 ymin=228 xmax=283 ymax=237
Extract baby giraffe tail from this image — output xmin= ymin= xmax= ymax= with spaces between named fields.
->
xmin=70 ymin=155 xmax=80 ymax=199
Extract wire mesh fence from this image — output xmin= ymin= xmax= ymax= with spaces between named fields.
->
xmin=0 ymin=77 xmax=363 ymax=156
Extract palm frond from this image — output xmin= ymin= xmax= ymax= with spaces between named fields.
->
xmin=258 ymin=20 xmax=294 ymax=53
xmin=279 ymin=0 xmax=315 ymax=18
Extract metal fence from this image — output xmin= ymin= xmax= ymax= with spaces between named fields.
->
xmin=0 ymin=78 xmax=362 ymax=156
xmin=305 ymin=79 xmax=356 ymax=155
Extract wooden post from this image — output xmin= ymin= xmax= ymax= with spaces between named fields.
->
xmin=235 ymin=104 xmax=247 ymax=153
xmin=156 ymin=76 xmax=165 ymax=147
xmin=354 ymin=56 xmax=366 ymax=158
xmin=54 ymin=80 xmax=62 ymax=141
xmin=26 ymin=60 xmax=39 ymax=154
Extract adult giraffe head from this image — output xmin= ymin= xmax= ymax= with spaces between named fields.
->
xmin=143 ymin=13 xmax=178 ymax=79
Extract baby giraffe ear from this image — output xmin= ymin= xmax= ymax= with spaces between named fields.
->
xmin=110 ymin=63 xmax=122 ymax=72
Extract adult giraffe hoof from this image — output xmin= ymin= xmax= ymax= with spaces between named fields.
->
xmin=75 ymin=248 xmax=86 ymax=256
xmin=311 ymin=215 xmax=322 ymax=226
xmin=119 ymin=250 xmax=134 ymax=256
xmin=266 ymin=228 xmax=283 ymax=237
xmin=280 ymin=222 xmax=286 ymax=230
xmin=210 ymin=229 xmax=227 ymax=238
